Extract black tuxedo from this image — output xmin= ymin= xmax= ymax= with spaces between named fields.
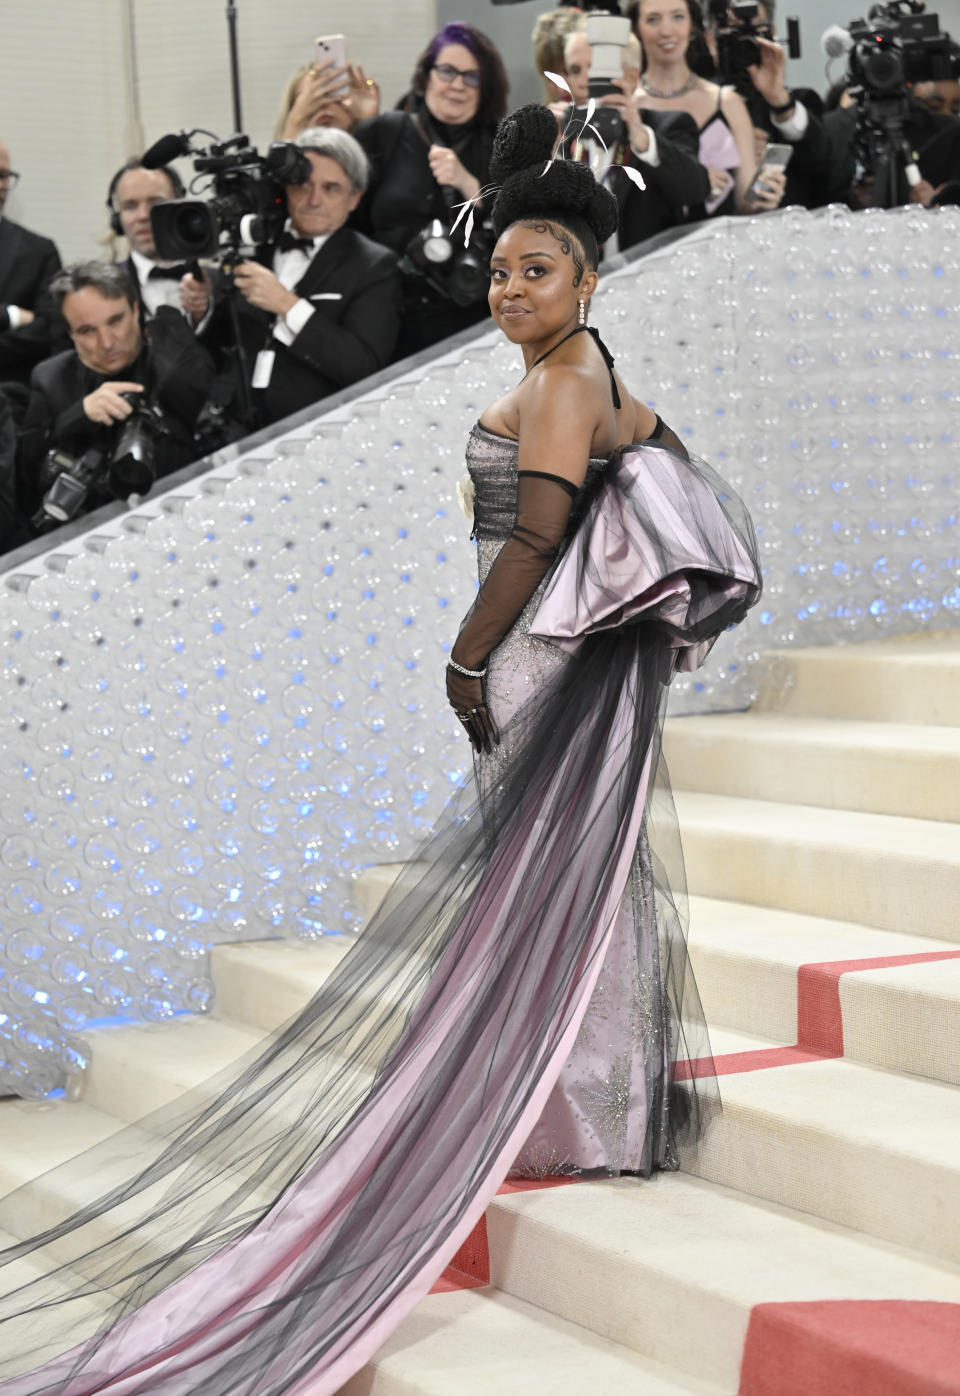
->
xmin=18 ymin=305 xmax=215 ymax=526
xmin=569 ymin=109 xmax=710 ymax=252
xmin=743 ymin=88 xmax=834 ymax=210
xmin=0 ymin=218 xmax=67 ymax=384
xmin=224 ymin=225 xmax=401 ymax=428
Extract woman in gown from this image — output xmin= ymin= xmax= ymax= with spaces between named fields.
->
xmin=0 ymin=105 xmax=760 ymax=1395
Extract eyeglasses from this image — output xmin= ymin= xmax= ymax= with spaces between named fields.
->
xmin=0 ymin=170 xmax=21 ymax=187
xmin=432 ymin=62 xmax=481 ymax=90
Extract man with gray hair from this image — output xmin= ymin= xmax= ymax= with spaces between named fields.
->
xmin=230 ymin=126 xmax=401 ymax=426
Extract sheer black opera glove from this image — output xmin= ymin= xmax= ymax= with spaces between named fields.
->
xmin=448 ymin=468 xmax=579 ymax=753
xmin=651 ymin=413 xmax=689 ymax=459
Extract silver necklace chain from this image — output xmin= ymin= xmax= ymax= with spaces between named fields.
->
xmin=640 ymin=72 xmax=699 ymax=99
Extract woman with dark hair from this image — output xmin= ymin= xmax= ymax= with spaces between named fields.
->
xmin=353 ymin=22 xmax=508 ymax=358
xmin=0 ymin=107 xmax=759 ymax=1396
xmin=630 ymin=0 xmax=785 ymax=215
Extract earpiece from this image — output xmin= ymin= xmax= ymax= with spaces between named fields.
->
xmin=106 ymin=160 xmax=185 ymax=238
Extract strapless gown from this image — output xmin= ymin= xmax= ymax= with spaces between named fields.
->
xmin=0 ymin=427 xmax=760 ymax=1396
xmin=469 ymin=423 xmax=672 ymax=1177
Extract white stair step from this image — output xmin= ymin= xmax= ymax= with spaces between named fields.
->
xmin=80 ymin=1015 xmax=265 ymax=1121
xmin=337 ymin=1286 xmax=725 ymax=1396
xmin=688 ymin=896 xmax=960 ymax=1083
xmin=664 ymin=713 xmax=960 ymax=821
xmin=211 ymin=936 xmax=353 ymax=1032
xmin=0 ymin=1097 xmax=194 ymax=1274
xmin=685 ymin=1028 xmax=960 ymax=1265
xmin=486 ymin=1173 xmax=960 ymax=1393
xmin=355 ymin=863 xmax=406 ymax=921
xmin=755 ymin=634 xmax=960 ymax=724
xmin=0 ymin=1227 xmax=112 ymax=1379
xmin=674 ymin=791 xmax=960 ymax=941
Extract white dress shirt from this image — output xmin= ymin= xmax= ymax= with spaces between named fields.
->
xmin=270 ymin=224 xmax=330 ymax=346
xmin=129 ymin=248 xmax=212 ymax=333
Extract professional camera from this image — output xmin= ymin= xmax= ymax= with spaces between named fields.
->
xmin=708 ymin=1 xmax=802 ymax=85
xmin=33 ymin=396 xmax=168 ymax=530
xmin=561 ymin=9 xmax=634 ymax=149
xmin=404 ymin=214 xmax=495 ymax=307
xmin=846 ymin=1 xmax=959 ymax=93
xmin=148 ymin=134 xmax=312 ymax=261
xmin=837 ymin=3 xmax=959 ymax=205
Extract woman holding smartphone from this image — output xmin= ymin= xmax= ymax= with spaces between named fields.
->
xmin=628 ymin=0 xmax=786 ymax=215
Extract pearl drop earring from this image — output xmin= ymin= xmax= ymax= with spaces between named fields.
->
xmin=578 ymin=298 xmax=586 ymax=326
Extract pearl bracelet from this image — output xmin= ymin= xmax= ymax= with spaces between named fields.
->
xmin=447 ymin=658 xmax=487 ymax=679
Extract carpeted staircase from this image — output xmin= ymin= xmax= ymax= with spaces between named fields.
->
xmin=2 ymin=633 xmax=960 ymax=1394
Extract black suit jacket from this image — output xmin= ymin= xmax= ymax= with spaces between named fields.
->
xmin=822 ymin=103 xmax=960 ymax=207
xmin=570 ymin=110 xmax=710 ymax=252
xmin=226 ymin=225 xmax=401 ymax=428
xmin=0 ymin=218 xmax=67 ymax=383
xmin=17 ymin=306 xmax=214 ymax=524
xmin=744 ymin=88 xmax=834 ymax=211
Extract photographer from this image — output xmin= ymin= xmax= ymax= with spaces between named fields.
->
xmin=821 ymin=7 xmax=960 ymax=207
xmin=225 ymin=127 xmax=401 ymax=428
xmin=353 ymin=22 xmax=508 ymax=358
xmin=562 ymin=21 xmax=710 ymax=250
xmin=107 ymin=159 xmax=214 ymax=331
xmin=17 ymin=262 xmax=214 ymax=530
xmin=701 ymin=2 xmax=835 ymax=209
xmin=630 ymin=0 xmax=782 ymax=214
xmin=275 ymin=57 xmax=381 ymax=140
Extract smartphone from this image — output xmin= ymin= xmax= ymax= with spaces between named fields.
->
xmin=314 ymin=34 xmax=350 ymax=96
xmin=746 ymin=141 xmax=793 ymax=200
xmin=585 ymin=12 xmax=632 ymax=100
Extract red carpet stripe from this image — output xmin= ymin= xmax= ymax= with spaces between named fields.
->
xmin=679 ymin=947 xmax=960 ymax=1079
xmin=739 ymin=1300 xmax=960 ymax=1396
xmin=797 ymin=950 xmax=960 ymax=1057
xmin=431 ymin=1177 xmax=576 ymax=1293
xmin=436 ymin=950 xmax=960 ymax=1293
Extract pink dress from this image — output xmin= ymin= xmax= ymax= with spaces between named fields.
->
xmin=0 ymin=422 xmax=760 ymax=1395
xmin=699 ymin=89 xmax=741 ymax=215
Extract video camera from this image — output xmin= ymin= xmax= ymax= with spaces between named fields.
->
xmin=845 ymin=1 xmax=959 ymax=94
xmin=143 ymin=131 xmax=312 ymax=262
xmin=34 ymin=396 xmax=169 ymax=531
xmin=708 ymin=1 xmax=802 ymax=86
xmin=833 ymin=2 xmax=959 ymax=205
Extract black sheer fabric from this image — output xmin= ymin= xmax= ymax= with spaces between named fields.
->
xmin=452 ymin=469 xmax=582 ymax=672
xmin=0 ymin=435 xmax=760 ymax=1395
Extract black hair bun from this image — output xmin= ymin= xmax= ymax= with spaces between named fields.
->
xmin=489 ymin=103 xmax=619 ymax=247
xmin=489 ymin=103 xmax=559 ymax=184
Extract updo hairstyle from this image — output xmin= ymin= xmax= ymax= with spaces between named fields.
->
xmin=489 ymin=105 xmax=619 ymax=283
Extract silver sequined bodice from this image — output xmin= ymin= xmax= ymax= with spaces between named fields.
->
xmin=467 ymin=421 xmax=609 ymax=549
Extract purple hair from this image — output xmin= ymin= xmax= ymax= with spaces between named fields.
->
xmin=410 ymin=22 xmax=509 ymax=127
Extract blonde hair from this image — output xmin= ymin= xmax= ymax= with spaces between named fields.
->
xmin=274 ymin=64 xmax=313 ymax=141
xmin=532 ymin=8 xmax=582 ymax=102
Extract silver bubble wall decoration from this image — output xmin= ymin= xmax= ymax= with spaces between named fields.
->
xmin=1 ymin=204 xmax=958 ymax=1097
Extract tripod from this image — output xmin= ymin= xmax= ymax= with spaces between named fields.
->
xmin=859 ymin=92 xmax=922 ymax=209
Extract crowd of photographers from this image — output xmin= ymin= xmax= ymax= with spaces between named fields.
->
xmin=1 ymin=0 xmax=958 ymax=553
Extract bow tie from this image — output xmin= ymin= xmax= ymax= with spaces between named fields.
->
xmin=277 ymin=231 xmax=316 ymax=254
xmin=147 ymin=263 xmax=193 ymax=281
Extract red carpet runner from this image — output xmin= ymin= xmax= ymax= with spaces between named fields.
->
xmin=431 ymin=948 xmax=960 ymax=1393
